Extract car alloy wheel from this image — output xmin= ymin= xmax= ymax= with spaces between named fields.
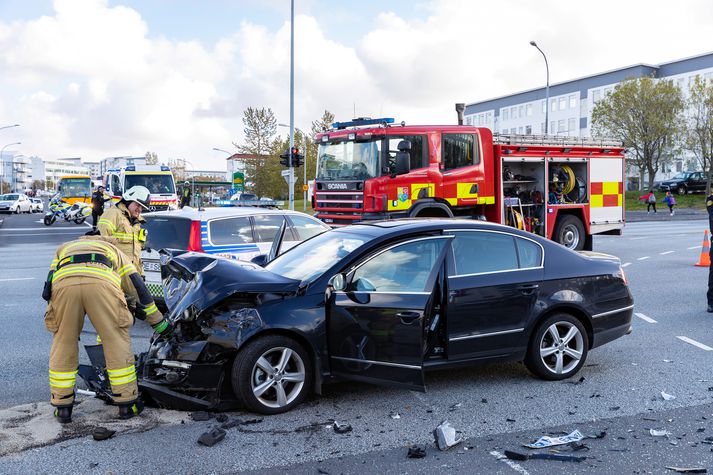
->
xmin=232 ymin=335 xmax=312 ymax=414
xmin=525 ymin=313 xmax=589 ymax=381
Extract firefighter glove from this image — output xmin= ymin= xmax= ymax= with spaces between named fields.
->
xmin=152 ymin=319 xmax=173 ymax=338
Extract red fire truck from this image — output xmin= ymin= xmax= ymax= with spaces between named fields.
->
xmin=312 ymin=110 xmax=625 ymax=250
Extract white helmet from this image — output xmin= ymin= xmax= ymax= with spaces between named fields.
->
xmin=123 ymin=186 xmax=151 ymax=210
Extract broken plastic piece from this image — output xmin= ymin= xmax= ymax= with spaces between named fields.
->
xmin=216 ymin=414 xmax=228 ymax=423
xmin=504 ymin=450 xmax=585 ymax=462
xmin=197 ymin=427 xmax=226 ymax=446
xmin=333 ymin=421 xmax=352 ymax=434
xmin=92 ymin=427 xmax=116 ymax=441
xmin=661 ymin=391 xmax=676 ymax=401
xmin=650 ymin=429 xmax=671 ymax=437
xmin=665 ymin=467 xmax=707 ymax=474
xmin=389 ymin=412 xmax=401 ymax=420
xmin=191 ymin=411 xmax=213 ymax=421
xmin=407 ymin=445 xmax=427 ymax=458
xmin=433 ymin=421 xmax=463 ymax=451
xmin=525 ymin=430 xmax=584 ymax=449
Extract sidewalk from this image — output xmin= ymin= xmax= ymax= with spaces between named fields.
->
xmin=626 ymin=208 xmax=707 ymax=222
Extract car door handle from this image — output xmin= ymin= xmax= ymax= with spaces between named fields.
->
xmin=517 ymin=284 xmax=539 ymax=295
xmin=396 ymin=311 xmax=421 ymax=325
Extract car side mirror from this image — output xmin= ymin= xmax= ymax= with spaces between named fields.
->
xmin=394 ymin=140 xmax=411 ymax=176
xmin=251 ymin=254 xmax=268 ymax=267
xmin=328 ymin=273 xmax=346 ymax=291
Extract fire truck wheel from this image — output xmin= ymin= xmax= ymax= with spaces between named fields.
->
xmin=553 ymin=215 xmax=585 ymax=250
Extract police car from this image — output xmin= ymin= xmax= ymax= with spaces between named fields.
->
xmin=141 ymin=207 xmax=330 ymax=303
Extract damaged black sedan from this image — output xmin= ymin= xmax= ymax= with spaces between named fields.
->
xmin=105 ymin=219 xmax=633 ymax=415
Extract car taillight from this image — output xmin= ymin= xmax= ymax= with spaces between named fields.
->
xmin=187 ymin=220 xmax=203 ymax=252
xmin=617 ymin=266 xmax=628 ymax=286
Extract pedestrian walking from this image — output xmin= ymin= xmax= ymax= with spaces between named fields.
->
xmin=90 ymin=185 xmax=111 ymax=231
xmin=43 ymin=236 xmax=172 ymax=423
xmin=179 ymin=181 xmax=191 ymax=209
xmin=662 ymin=191 xmax=676 ymax=216
xmin=640 ymin=190 xmax=657 ymax=214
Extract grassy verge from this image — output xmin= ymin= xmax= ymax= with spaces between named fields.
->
xmin=625 ymin=190 xmax=706 ymax=210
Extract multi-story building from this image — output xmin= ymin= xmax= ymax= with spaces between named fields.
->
xmin=29 ymin=157 xmax=90 ymax=188
xmin=0 ymin=152 xmax=32 ymax=192
xmin=465 ymin=51 xmax=713 ymax=185
xmin=99 ymin=156 xmax=146 ymax=176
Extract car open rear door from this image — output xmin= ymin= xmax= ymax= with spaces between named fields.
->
xmin=327 ymin=235 xmax=452 ymax=391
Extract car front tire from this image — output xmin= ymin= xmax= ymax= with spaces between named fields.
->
xmin=231 ymin=335 xmax=312 ymax=415
xmin=676 ymin=185 xmax=686 ymax=195
xmin=525 ymin=313 xmax=589 ymax=381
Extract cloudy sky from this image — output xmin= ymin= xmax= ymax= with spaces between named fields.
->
xmin=0 ymin=0 xmax=711 ymax=170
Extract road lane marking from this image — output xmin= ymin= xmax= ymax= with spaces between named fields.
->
xmin=490 ymin=451 xmax=531 ymax=475
xmin=630 ymin=237 xmax=647 ymax=240
xmin=635 ymin=313 xmax=657 ymax=323
xmin=0 ymin=227 xmax=86 ymax=232
xmin=0 ymin=277 xmax=36 ymax=282
xmin=688 ymin=245 xmax=702 ymax=250
xmin=637 ymin=256 xmax=650 ymax=261
xmin=621 ymin=262 xmax=631 ymax=267
xmin=677 ymin=336 xmax=713 ymax=351
xmin=659 ymin=251 xmax=675 ymax=255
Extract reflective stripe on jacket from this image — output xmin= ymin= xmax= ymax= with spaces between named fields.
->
xmin=97 ymin=202 xmax=146 ymax=273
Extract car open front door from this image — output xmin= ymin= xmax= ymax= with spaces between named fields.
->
xmin=327 ymin=235 xmax=452 ymax=391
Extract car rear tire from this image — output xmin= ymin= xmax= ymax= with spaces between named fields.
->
xmin=553 ymin=215 xmax=585 ymax=250
xmin=231 ymin=335 xmax=312 ymax=415
xmin=525 ymin=313 xmax=589 ymax=381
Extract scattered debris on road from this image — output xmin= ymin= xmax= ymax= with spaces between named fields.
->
xmin=389 ymin=412 xmax=400 ymax=420
xmin=567 ymin=376 xmax=586 ymax=385
xmin=407 ymin=445 xmax=427 ymax=459
xmin=650 ymin=429 xmax=671 ymax=437
xmin=91 ymin=427 xmax=115 ymax=441
xmin=333 ymin=421 xmax=352 ymax=434
xmin=433 ymin=421 xmax=463 ymax=451
xmin=190 ymin=411 xmax=213 ymax=422
xmin=504 ymin=450 xmax=586 ymax=463
xmin=661 ymin=391 xmax=677 ymax=401
xmin=524 ymin=429 xmax=584 ymax=449
xmin=197 ymin=427 xmax=226 ymax=447
xmin=665 ymin=467 xmax=708 ymax=474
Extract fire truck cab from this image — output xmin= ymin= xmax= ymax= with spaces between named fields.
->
xmin=312 ymin=117 xmax=625 ymax=250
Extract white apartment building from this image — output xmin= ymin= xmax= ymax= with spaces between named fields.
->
xmin=465 ymin=51 xmax=713 ymax=185
xmin=0 ymin=152 xmax=32 ymax=192
xmin=29 ymin=156 xmax=90 ymax=186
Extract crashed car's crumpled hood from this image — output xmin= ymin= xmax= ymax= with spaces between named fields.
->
xmin=160 ymin=249 xmax=301 ymax=319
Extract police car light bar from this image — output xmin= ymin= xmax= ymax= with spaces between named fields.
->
xmin=331 ymin=117 xmax=395 ymax=130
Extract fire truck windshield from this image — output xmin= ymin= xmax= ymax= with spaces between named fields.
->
xmin=316 ymin=140 xmax=381 ymax=181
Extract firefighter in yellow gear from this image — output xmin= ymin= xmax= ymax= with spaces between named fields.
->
xmin=43 ymin=235 xmax=172 ymax=424
xmin=98 ymin=185 xmax=150 ymax=276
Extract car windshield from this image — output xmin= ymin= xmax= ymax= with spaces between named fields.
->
xmin=144 ymin=216 xmax=192 ymax=250
xmin=125 ymin=174 xmax=176 ymax=194
xmin=265 ymin=230 xmax=370 ymax=283
xmin=671 ymin=172 xmax=692 ymax=180
xmin=316 ymin=139 xmax=381 ymax=181
xmin=0 ymin=194 xmax=19 ymax=200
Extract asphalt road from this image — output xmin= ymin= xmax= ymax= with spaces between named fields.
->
xmin=1 ymin=212 xmax=712 ymax=473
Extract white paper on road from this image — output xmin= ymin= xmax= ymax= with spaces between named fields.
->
xmin=661 ymin=391 xmax=676 ymax=401
xmin=524 ymin=429 xmax=584 ymax=449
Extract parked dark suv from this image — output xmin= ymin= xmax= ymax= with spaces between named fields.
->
xmin=659 ymin=171 xmax=707 ymax=195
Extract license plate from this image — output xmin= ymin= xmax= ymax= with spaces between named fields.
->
xmin=143 ymin=261 xmax=161 ymax=272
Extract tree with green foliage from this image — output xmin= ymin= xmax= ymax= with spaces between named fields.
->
xmin=684 ymin=75 xmax=713 ymax=194
xmin=592 ymin=76 xmax=684 ymax=191
xmin=233 ymin=107 xmax=280 ymax=198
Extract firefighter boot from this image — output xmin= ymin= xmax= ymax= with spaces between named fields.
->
xmin=54 ymin=405 xmax=73 ymax=424
xmin=118 ymin=399 xmax=144 ymax=420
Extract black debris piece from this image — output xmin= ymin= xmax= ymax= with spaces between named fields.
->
xmin=481 ymin=398 xmax=488 ymax=404
xmin=589 ymin=393 xmax=601 ymax=398
xmin=568 ymin=411 xmax=577 ymax=415
xmin=216 ymin=414 xmax=228 ymax=423
xmin=333 ymin=422 xmax=353 ymax=434
xmin=221 ymin=417 xmax=264 ymax=430
xmin=190 ymin=411 xmax=213 ymax=422
xmin=433 ymin=421 xmax=463 ymax=451
xmin=643 ymin=417 xmax=658 ymax=422
xmin=317 ymin=468 xmax=331 ymax=475
xmin=567 ymin=376 xmax=585 ymax=385
xmin=588 ymin=431 xmax=607 ymax=439
xmin=92 ymin=427 xmax=116 ymax=441
xmin=407 ymin=445 xmax=427 ymax=459
xmin=609 ymin=406 xmax=621 ymax=411
xmin=504 ymin=450 xmax=585 ymax=463
xmin=567 ymin=442 xmax=590 ymax=452
xmin=664 ymin=467 xmax=707 ymax=474
xmin=449 ymin=403 xmax=462 ymax=411
xmin=506 ymin=418 xmax=516 ymax=422
xmin=197 ymin=427 xmax=226 ymax=447
xmin=88 ymin=462 xmax=99 ymax=468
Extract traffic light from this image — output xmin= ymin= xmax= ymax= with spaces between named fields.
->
xmin=279 ymin=149 xmax=291 ymax=167
xmin=290 ymin=147 xmax=304 ymax=167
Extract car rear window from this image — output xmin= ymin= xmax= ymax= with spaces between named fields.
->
xmin=209 ymin=216 xmax=254 ymax=245
xmin=144 ymin=216 xmax=192 ymax=250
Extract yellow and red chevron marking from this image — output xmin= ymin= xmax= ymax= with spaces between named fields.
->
xmin=590 ymin=181 xmax=622 ymax=207
xmin=150 ymin=200 xmax=176 ymax=206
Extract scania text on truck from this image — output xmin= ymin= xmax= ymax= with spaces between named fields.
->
xmin=311 ymin=112 xmax=625 ymax=250
xmin=103 ymin=165 xmax=178 ymax=211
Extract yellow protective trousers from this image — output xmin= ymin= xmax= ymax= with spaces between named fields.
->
xmin=46 ymin=277 xmax=137 ymax=406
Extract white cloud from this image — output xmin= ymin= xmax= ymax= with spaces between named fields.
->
xmin=0 ymin=0 xmax=711 ymax=171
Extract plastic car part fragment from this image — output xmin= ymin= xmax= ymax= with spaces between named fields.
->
xmin=333 ymin=421 xmax=352 ymax=434
xmin=197 ymin=427 xmax=226 ymax=447
xmin=433 ymin=421 xmax=463 ymax=451
xmin=504 ymin=450 xmax=585 ymax=462
xmin=407 ymin=445 xmax=427 ymax=458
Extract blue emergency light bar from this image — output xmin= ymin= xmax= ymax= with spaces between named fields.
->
xmin=125 ymin=166 xmax=135 ymax=171
xmin=332 ymin=117 xmax=394 ymax=130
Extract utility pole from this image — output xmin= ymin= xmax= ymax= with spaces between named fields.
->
xmin=288 ymin=0 xmax=295 ymax=211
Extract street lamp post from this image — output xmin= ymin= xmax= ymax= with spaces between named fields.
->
xmin=1 ymin=142 xmax=21 ymax=194
xmin=288 ymin=0 xmax=295 ymax=211
xmin=0 ymin=124 xmax=20 ymax=132
xmin=530 ymin=41 xmax=550 ymax=135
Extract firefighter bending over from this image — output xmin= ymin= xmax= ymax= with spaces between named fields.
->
xmin=43 ymin=236 xmax=173 ymax=423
